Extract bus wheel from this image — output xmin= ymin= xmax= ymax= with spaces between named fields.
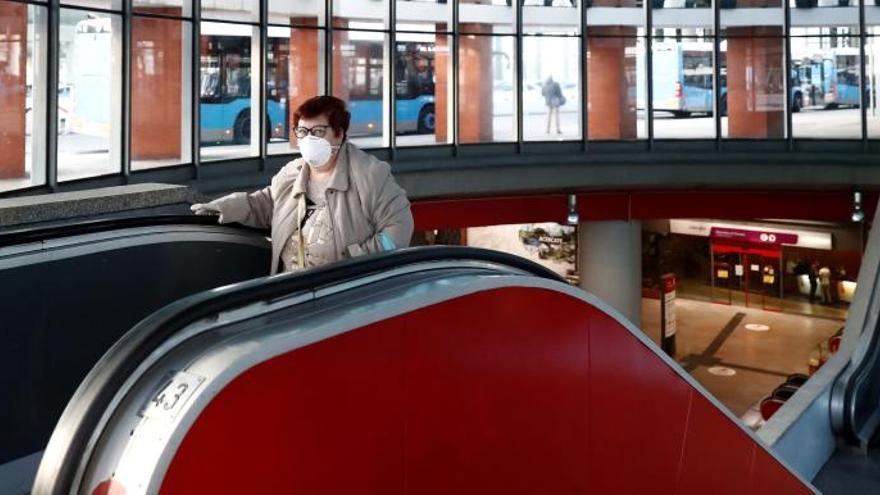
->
xmin=792 ymin=93 xmax=802 ymax=113
xmin=234 ymin=112 xmax=251 ymax=144
xmin=417 ymin=105 xmax=435 ymax=134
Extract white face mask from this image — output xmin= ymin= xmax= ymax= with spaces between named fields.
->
xmin=299 ymin=135 xmax=339 ymax=170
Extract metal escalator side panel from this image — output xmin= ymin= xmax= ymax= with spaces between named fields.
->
xmin=32 ymin=248 xmax=559 ymax=495
xmin=68 ymin=276 xmax=815 ymax=495
xmin=829 ymin=200 xmax=880 ymax=447
xmin=73 ymin=270 xmax=516 ymax=494
xmin=0 ymin=224 xmax=270 ymax=471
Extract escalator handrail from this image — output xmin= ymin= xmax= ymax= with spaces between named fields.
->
xmin=0 ymin=215 xmax=267 ymax=248
xmin=33 ymin=246 xmax=564 ymax=494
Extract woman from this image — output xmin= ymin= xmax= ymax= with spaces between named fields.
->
xmin=191 ymin=96 xmax=414 ymax=274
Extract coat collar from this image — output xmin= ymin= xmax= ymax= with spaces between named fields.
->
xmin=291 ymin=143 xmax=351 ymax=197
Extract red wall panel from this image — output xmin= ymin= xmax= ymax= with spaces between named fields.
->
xmin=412 ymin=191 xmax=878 ymax=230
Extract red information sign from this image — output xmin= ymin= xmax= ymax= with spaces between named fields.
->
xmin=709 ymin=227 xmax=798 ymax=246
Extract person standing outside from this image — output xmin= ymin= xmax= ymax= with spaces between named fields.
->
xmin=542 ymin=75 xmax=565 ymax=135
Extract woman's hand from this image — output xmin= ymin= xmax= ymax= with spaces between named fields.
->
xmin=190 ymin=201 xmax=232 ymax=223
xmin=190 ymin=201 xmax=221 ymax=217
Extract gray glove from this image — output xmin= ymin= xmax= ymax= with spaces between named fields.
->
xmin=190 ymin=201 xmax=225 ymax=221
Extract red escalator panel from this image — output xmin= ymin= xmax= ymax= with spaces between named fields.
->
xmin=159 ymin=286 xmax=812 ymax=494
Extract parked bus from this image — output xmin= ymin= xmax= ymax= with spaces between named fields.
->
xmin=641 ymin=41 xmax=812 ymax=117
xmin=643 ymin=42 xmax=715 ymax=118
xmin=820 ymin=48 xmax=862 ymax=108
xmin=337 ymin=31 xmax=436 ymax=137
xmin=201 ymin=26 xmax=437 ymax=144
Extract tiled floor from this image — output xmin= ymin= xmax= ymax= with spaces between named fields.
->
xmin=641 ymin=297 xmax=845 ymax=418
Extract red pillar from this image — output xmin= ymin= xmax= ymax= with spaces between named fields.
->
xmin=331 ymin=20 xmax=350 ymax=103
xmin=459 ymin=26 xmax=493 ymax=143
xmin=131 ymin=10 xmax=183 ymax=160
xmin=287 ymin=18 xmax=321 ymax=138
xmin=435 ymin=31 xmax=449 ymax=144
xmin=588 ymin=27 xmax=638 ymax=140
xmin=0 ymin=2 xmax=27 ymax=178
xmin=726 ymin=27 xmax=784 ymax=139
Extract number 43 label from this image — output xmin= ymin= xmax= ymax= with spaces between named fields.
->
xmin=140 ymin=371 xmax=205 ymax=422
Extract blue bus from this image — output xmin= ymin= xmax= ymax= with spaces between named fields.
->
xmin=820 ymin=48 xmax=862 ymax=108
xmin=790 ymin=49 xmax=863 ymax=110
xmin=642 ymin=42 xmax=814 ymax=117
xmin=338 ymin=34 xmax=436 ymax=137
xmin=200 ymin=28 xmax=286 ymax=145
xmin=645 ymin=42 xmax=715 ymax=118
xmin=200 ymin=29 xmax=436 ymax=145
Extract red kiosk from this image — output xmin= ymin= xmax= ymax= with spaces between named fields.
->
xmin=709 ymin=227 xmax=798 ymax=312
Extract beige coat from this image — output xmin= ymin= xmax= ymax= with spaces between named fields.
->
xmin=212 ymin=142 xmax=414 ymax=274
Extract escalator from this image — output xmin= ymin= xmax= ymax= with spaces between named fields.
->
xmin=26 ymin=245 xmax=814 ymax=494
xmin=753 ymin=200 xmax=880 ymax=494
xmin=0 ymin=216 xmax=271 ymax=492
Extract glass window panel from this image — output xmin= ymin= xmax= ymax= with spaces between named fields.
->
xmin=396 ymin=34 xmax=453 ymax=146
xmin=790 ymin=33 xmax=862 ymax=138
xmin=523 ymin=36 xmax=580 ymax=141
xmin=58 ymin=9 xmax=122 ymax=182
xmin=199 ymin=22 xmax=260 ymax=160
xmin=522 ymin=0 xmax=579 ymax=35
xmin=0 ymin=2 xmax=47 ymax=192
xmin=459 ymin=0 xmax=513 ymax=34
xmin=61 ymin=0 xmax=123 ymax=10
xmin=333 ymin=0 xmax=388 ymax=30
xmin=133 ymin=0 xmax=190 ymax=17
xmin=868 ymin=34 xmax=880 ymax=138
xmin=131 ymin=17 xmax=191 ymax=170
xmin=267 ymin=27 xmax=324 ymax=155
xmin=721 ymin=0 xmax=782 ymax=30
xmin=587 ymin=32 xmax=646 ymax=140
xmin=333 ymin=30 xmax=388 ymax=148
xmin=719 ymin=33 xmax=785 ymax=139
xmin=653 ymin=0 xmax=712 ymax=31
xmin=789 ymin=0 xmax=856 ymax=9
xmin=269 ymin=0 xmax=324 ymax=26
xmin=201 ymin=0 xmax=259 ymax=23
xmin=397 ymin=0 xmax=452 ymax=33
xmin=651 ymin=35 xmax=716 ymax=139
xmin=586 ymin=1 xmax=645 ymax=29
xmin=870 ymin=5 xmax=880 ymax=26
xmin=790 ymin=0 xmax=858 ymax=28
xmin=459 ymin=35 xmax=515 ymax=143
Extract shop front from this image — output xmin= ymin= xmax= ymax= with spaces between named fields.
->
xmin=709 ymin=228 xmax=797 ymax=312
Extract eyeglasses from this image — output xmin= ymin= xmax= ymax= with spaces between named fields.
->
xmin=293 ymin=125 xmax=331 ymax=139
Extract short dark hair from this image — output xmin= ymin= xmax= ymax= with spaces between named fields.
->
xmin=293 ymin=96 xmax=351 ymax=140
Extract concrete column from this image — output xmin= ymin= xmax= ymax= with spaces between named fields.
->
xmin=131 ymin=11 xmax=183 ymax=160
xmin=0 ymin=2 xmax=27 ymax=179
xmin=587 ymin=29 xmax=638 ymax=140
xmin=726 ymin=27 xmax=784 ymax=139
xmin=578 ymin=220 xmax=642 ymax=328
